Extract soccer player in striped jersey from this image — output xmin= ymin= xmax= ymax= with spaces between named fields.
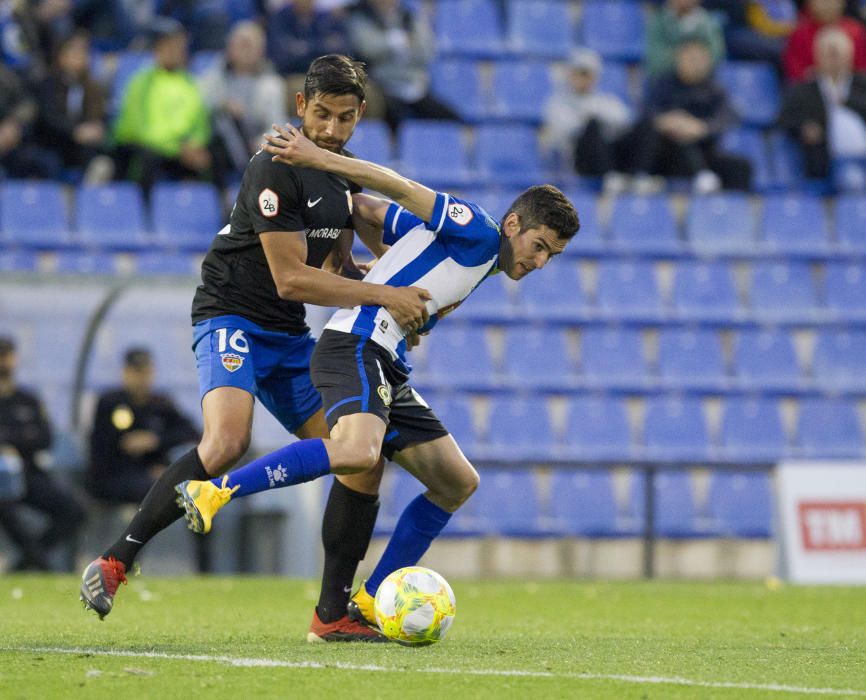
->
xmin=176 ymin=123 xmax=580 ymax=637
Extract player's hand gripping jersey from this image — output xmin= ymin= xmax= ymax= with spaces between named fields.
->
xmin=325 ymin=193 xmax=500 ymax=368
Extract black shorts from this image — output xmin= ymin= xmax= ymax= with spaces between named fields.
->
xmin=311 ymin=330 xmax=449 ymax=459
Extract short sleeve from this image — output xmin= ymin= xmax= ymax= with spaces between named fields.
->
xmin=428 ymin=193 xmax=501 ymax=264
xmin=246 ymin=157 xmax=306 ymax=234
xmin=383 ymin=203 xmax=424 ymax=245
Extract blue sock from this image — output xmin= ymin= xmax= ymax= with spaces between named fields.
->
xmin=212 ymin=439 xmax=330 ymax=498
xmin=366 ymin=494 xmax=451 ymax=596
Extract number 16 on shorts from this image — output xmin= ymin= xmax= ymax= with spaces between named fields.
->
xmin=217 ymin=328 xmax=249 ymax=373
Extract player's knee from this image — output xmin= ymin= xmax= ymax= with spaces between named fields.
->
xmin=438 ymin=466 xmax=480 ymax=511
xmin=199 ymin=432 xmax=251 ymax=474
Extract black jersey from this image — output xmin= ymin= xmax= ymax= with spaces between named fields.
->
xmin=191 ymin=149 xmax=360 ymax=334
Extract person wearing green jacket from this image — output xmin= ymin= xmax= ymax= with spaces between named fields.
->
xmin=646 ymin=0 xmax=726 ymax=77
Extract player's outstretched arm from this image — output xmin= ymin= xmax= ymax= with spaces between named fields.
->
xmin=262 ymin=124 xmax=437 ymax=225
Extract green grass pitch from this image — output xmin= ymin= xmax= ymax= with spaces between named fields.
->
xmin=1 ymin=576 xmax=864 ymax=699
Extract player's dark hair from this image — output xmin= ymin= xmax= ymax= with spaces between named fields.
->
xmin=504 ymin=185 xmax=580 ymax=240
xmin=304 ymin=54 xmax=367 ymax=103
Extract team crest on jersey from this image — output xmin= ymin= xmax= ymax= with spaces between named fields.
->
xmin=447 ymin=202 xmax=474 ymax=226
xmin=258 ymin=188 xmax=279 ymax=218
xmin=377 ymin=384 xmax=392 ymax=406
xmin=221 ymin=353 xmax=244 ymax=372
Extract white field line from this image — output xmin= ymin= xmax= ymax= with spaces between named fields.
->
xmin=3 ymin=646 xmax=866 ymax=697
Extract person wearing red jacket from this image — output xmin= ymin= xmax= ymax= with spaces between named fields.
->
xmin=783 ymin=0 xmax=866 ymax=81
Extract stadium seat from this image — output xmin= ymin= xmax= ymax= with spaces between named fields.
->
xmin=717 ymin=62 xmax=780 ymax=127
xmin=458 ymin=188 xmax=520 ymax=221
xmin=767 ymin=131 xmax=809 ymax=190
xmin=651 ymin=471 xmax=710 ymax=538
xmin=796 ymin=397 xmax=864 ymax=458
xmin=719 ymin=128 xmax=773 ymax=192
xmin=580 ymin=0 xmax=645 ymax=61
xmin=0 ymin=250 xmax=38 ymax=272
xmin=595 ymin=260 xmax=663 ymax=319
xmin=719 ymin=397 xmax=788 ymax=462
xmin=608 ymin=195 xmax=680 ymax=253
xmin=835 ymin=194 xmax=866 ymax=253
xmin=812 ymin=330 xmax=866 ymax=392
xmin=151 ymin=182 xmax=223 ymax=250
xmin=517 ymin=258 xmax=587 ymax=320
xmin=731 ymin=329 xmax=803 ymax=391
xmin=475 ymin=124 xmax=544 ymax=187
xmin=642 ymin=396 xmax=711 ymax=461
xmin=474 ymin=469 xmax=553 ymax=536
xmin=429 ymin=60 xmax=487 ymax=122
xmin=507 ymin=0 xmax=574 ymax=59
xmin=189 ymin=50 xmax=220 ymax=76
xmin=562 ymin=395 xmax=633 ymax=460
xmin=502 ymin=326 xmax=575 ymax=390
xmin=484 ymin=397 xmax=556 ymax=461
xmin=0 ymin=181 xmax=73 ymax=248
xmin=672 ymin=260 xmax=741 ymax=321
xmin=455 ymin=271 xmax=516 ymax=321
xmin=657 ymin=328 xmax=728 ymax=390
xmin=434 ymin=0 xmax=505 ymax=58
xmin=75 ymin=183 xmax=149 ymax=250
xmin=708 ymin=472 xmax=773 ymax=538
xmin=596 ymin=62 xmax=632 ymax=106
xmin=748 ymin=261 xmax=820 ymax=321
xmin=419 ymin=325 xmax=495 ymax=390
xmin=430 ymin=394 xmax=478 ymax=455
xmin=685 ymin=192 xmax=757 ymax=253
xmin=560 ymin=190 xmax=605 ymax=252
xmin=54 ymin=251 xmax=119 ymax=275
xmin=133 ymin=252 xmax=200 ymax=275
xmin=580 ymin=327 xmax=649 ymax=389
xmin=489 ymin=60 xmax=553 ymax=123
xmin=549 ymin=470 xmax=620 ymax=536
xmin=825 ymin=262 xmax=866 ymax=321
xmin=397 ymin=120 xmax=471 ymax=188
xmin=346 ymin=120 xmax=392 ymax=164
xmin=374 ymin=468 xmax=422 ymax=536
xmin=760 ymin=194 xmax=830 ymax=254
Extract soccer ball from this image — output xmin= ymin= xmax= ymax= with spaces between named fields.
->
xmin=373 ymin=566 xmax=456 ymax=645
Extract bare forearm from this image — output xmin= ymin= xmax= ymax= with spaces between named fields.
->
xmin=275 ymin=263 xmax=390 ymax=307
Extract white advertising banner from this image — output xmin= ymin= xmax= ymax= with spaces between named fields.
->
xmin=777 ymin=461 xmax=866 ymax=584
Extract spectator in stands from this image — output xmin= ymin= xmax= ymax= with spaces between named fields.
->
xmin=779 ymin=27 xmax=866 ymax=185
xmin=647 ymin=0 xmax=726 ymax=77
xmin=266 ymin=0 xmax=348 ymax=76
xmin=33 ymin=30 xmax=114 ymax=184
xmin=71 ymin=0 xmax=140 ymax=52
xmin=199 ymin=21 xmax=288 ymax=175
xmin=783 ymin=0 xmax=866 ymax=81
xmin=347 ymin=0 xmax=458 ymax=131
xmin=0 ymin=336 xmax=86 ymax=572
xmin=155 ymin=0 xmax=249 ymax=52
xmin=542 ymin=48 xmax=633 ymax=192
xmin=113 ymin=18 xmax=216 ymax=195
xmin=0 ymin=62 xmax=59 ymax=179
xmin=0 ymin=0 xmax=73 ymax=81
xmin=87 ymin=348 xmax=199 ymax=505
xmin=705 ymin=0 xmax=797 ymax=64
xmin=628 ymin=39 xmax=752 ymax=193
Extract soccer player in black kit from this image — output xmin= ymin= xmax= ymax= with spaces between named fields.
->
xmin=80 ymin=55 xmax=431 ymax=642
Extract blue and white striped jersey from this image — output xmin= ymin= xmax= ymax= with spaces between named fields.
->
xmin=325 ymin=192 xmax=501 ymax=368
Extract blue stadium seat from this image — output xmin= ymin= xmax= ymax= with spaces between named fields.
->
xmin=812 ymin=330 xmax=866 ymax=392
xmin=719 ymin=397 xmax=788 ymax=462
xmin=75 ymin=183 xmax=149 ymax=250
xmin=608 ymin=195 xmax=680 ymax=253
xmin=558 ymin=190 xmax=605 ymax=252
xmin=580 ymin=0 xmax=645 ymax=61
xmin=595 ymin=260 xmax=662 ymax=319
xmin=685 ymin=192 xmax=757 ymax=254
xmin=489 ymin=60 xmax=553 ymax=123
xmin=346 ymin=120 xmax=392 ymax=164
xmin=0 ymin=181 xmax=73 ymax=248
xmin=732 ymin=329 xmax=802 ymax=390
xmin=397 ymin=120 xmax=471 ymax=188
xmin=419 ymin=325 xmax=495 ymax=390
xmin=0 ymin=250 xmax=38 ymax=272
xmin=767 ymin=132 xmax=808 ymax=190
xmin=434 ymin=0 xmax=505 ymax=58
xmin=374 ymin=468 xmax=421 ymax=537
xmin=133 ymin=252 xmax=200 ymax=275
xmin=430 ymin=394 xmax=478 ymax=455
xmin=825 ymin=262 xmax=866 ymax=321
xmin=475 ymin=124 xmax=544 ymax=187
xmin=596 ymin=62 xmax=632 ymax=105
xmin=151 ymin=182 xmax=223 ymax=250
xmin=835 ymin=194 xmax=866 ymax=253
xmin=580 ymin=327 xmax=649 ymax=389
xmin=796 ymin=398 xmax=864 ymax=458
xmin=502 ymin=326 xmax=575 ymax=390
xmin=643 ymin=396 xmax=711 ymax=461
xmin=708 ymin=472 xmax=773 ymax=538
xmin=719 ymin=128 xmax=773 ymax=191
xmin=562 ymin=395 xmax=633 ymax=460
xmin=652 ymin=471 xmax=710 ymax=538
xmin=549 ymin=470 xmax=620 ymax=536
xmin=110 ymin=51 xmax=153 ymax=111
xmin=507 ymin=1 xmax=574 ymax=59
xmin=760 ymin=194 xmax=830 ymax=254
xmin=458 ymin=188 xmax=521 ymax=221
xmin=517 ymin=258 xmax=588 ymax=320
xmin=484 ymin=397 xmax=555 ymax=461
xmin=749 ymin=261 xmax=820 ymax=321
xmin=717 ymin=62 xmax=780 ymax=127
xmin=657 ymin=328 xmax=728 ymax=390
xmin=189 ymin=50 xmax=220 ymax=76
xmin=429 ymin=60 xmax=487 ymax=122
xmin=474 ymin=469 xmax=553 ymax=536
xmin=455 ymin=272 xmax=516 ymax=321
xmin=54 ymin=251 xmax=119 ymax=274
xmin=672 ymin=260 xmax=740 ymax=321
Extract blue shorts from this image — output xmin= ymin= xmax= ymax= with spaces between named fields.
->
xmin=193 ymin=315 xmax=322 ymax=434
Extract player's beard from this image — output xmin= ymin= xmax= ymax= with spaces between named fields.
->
xmin=302 ymin=125 xmax=344 ymax=153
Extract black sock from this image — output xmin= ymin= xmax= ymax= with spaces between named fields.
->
xmin=316 ymin=479 xmax=379 ymax=623
xmin=103 ymin=448 xmax=209 ymax=569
